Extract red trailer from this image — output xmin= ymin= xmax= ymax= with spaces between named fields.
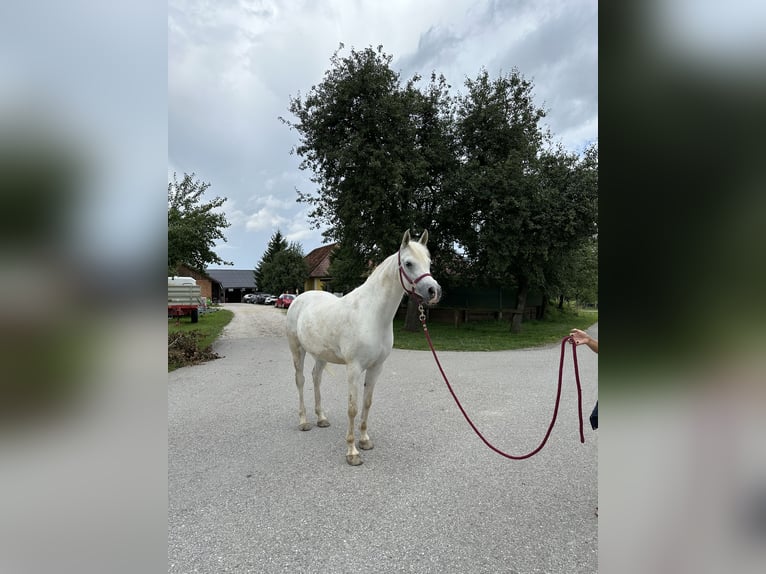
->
xmin=168 ymin=276 xmax=204 ymax=323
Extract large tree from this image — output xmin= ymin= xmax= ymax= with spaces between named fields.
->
xmin=450 ymin=70 xmax=597 ymax=332
xmin=254 ymin=229 xmax=288 ymax=290
xmin=447 ymin=69 xmax=545 ymax=331
xmin=168 ymin=173 xmax=231 ymax=274
xmin=536 ymin=143 xmax=599 ymax=312
xmin=281 ymin=45 xmax=458 ymax=329
xmin=282 ymin=48 xmax=597 ymax=332
xmin=281 ymin=45 xmax=456 ymax=282
xmin=257 ymin=241 xmax=307 ymax=295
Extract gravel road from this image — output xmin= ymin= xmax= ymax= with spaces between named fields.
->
xmin=169 ymin=303 xmax=598 ymax=573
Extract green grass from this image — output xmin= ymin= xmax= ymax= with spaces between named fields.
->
xmin=394 ymin=307 xmax=598 ymax=351
xmin=168 ymin=309 xmax=234 ymax=348
xmin=168 ymin=309 xmax=234 ymax=371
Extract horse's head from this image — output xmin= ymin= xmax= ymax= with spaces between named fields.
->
xmin=398 ymin=230 xmax=442 ymax=305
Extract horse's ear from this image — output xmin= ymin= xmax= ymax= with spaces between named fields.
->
xmin=401 ymin=230 xmax=412 ymax=247
xmin=418 ymin=230 xmax=428 ymax=245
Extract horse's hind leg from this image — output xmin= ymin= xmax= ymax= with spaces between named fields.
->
xmin=359 ymin=363 xmax=383 ymax=451
xmin=288 ymin=337 xmax=311 ymax=431
xmin=312 ymin=359 xmax=330 ymax=427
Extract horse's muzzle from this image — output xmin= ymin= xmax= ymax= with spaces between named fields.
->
xmin=425 ymin=283 xmax=442 ymax=305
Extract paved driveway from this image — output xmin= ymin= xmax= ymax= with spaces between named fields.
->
xmin=169 ymin=303 xmax=598 ymax=573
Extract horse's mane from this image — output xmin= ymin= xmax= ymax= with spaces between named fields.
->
xmin=365 ymin=251 xmax=397 ymax=282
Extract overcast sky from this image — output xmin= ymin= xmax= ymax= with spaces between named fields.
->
xmin=168 ymin=0 xmax=598 ymax=271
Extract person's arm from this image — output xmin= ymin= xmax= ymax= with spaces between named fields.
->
xmin=570 ymin=328 xmax=598 ymax=353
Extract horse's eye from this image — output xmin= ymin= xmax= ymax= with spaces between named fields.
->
xmin=405 ymin=261 xmax=413 ymax=268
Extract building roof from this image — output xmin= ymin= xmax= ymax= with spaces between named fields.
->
xmin=175 ymin=264 xmax=212 ymax=281
xmin=305 ymin=243 xmax=337 ymax=278
xmin=205 ymin=268 xmax=257 ymax=289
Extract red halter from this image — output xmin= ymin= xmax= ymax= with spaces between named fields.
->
xmin=397 ymin=248 xmax=432 ymax=301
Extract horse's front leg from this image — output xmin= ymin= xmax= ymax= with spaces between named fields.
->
xmin=345 ymin=364 xmax=364 ymax=466
xmin=359 ymin=363 xmax=383 ymax=451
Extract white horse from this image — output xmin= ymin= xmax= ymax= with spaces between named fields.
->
xmin=286 ymin=230 xmax=442 ymax=465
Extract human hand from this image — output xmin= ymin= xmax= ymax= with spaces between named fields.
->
xmin=569 ymin=328 xmax=591 ymax=346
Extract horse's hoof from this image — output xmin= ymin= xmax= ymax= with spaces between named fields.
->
xmin=358 ymin=439 xmax=374 ymax=450
xmin=346 ymin=454 xmax=363 ymax=466
xmin=299 ymin=422 xmax=312 ymax=431
xmin=317 ymin=419 xmax=330 ymax=428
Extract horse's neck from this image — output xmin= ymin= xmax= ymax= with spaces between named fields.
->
xmin=351 ymin=254 xmax=403 ymax=322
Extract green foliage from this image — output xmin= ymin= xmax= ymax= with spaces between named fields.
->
xmin=537 ymin=143 xmax=598 ymax=306
xmin=254 ymin=229 xmax=287 ymax=290
xmin=326 ymin=242 xmax=367 ymax=293
xmin=281 ymin=44 xmax=457 ymax=273
xmin=256 ymin=237 xmax=307 ymax=295
xmin=282 ymin=46 xmax=598 ymax=321
xmin=546 ymin=237 xmax=598 ymax=306
xmin=445 ymin=73 xmax=597 ymax=325
xmin=569 ymin=240 xmax=598 ymax=305
xmin=168 ymin=173 xmax=231 ymax=273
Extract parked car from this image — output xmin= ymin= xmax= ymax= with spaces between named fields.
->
xmin=264 ymin=295 xmax=278 ymax=305
xmin=275 ymin=293 xmax=296 ymax=309
xmin=255 ymin=293 xmax=273 ymax=304
xmin=242 ymin=293 xmax=256 ymax=303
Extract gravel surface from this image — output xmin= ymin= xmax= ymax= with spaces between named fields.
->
xmin=169 ymin=303 xmax=598 ymax=573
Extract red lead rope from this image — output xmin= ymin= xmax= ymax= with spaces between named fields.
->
xmin=419 ymin=308 xmax=585 ymax=460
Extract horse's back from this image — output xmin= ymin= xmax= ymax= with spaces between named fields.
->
xmin=286 ymin=290 xmax=342 ymax=337
xmin=287 ymin=290 xmax=338 ymax=317
xmin=286 ymin=290 xmax=353 ymax=363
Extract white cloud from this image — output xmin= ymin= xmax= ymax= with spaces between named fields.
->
xmin=246 ymin=193 xmax=281 ymax=208
xmin=285 ymin=227 xmax=316 ymax=244
xmin=216 ymin=198 xmax=249 ymax=228
xmin=286 ymin=225 xmax=330 ymax=255
xmin=244 ymin=207 xmax=287 ymax=231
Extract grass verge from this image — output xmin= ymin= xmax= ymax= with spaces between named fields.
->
xmin=394 ymin=307 xmax=598 ymax=351
xmin=168 ymin=309 xmax=234 ymax=371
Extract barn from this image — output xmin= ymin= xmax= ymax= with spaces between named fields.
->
xmin=205 ymin=269 xmax=258 ymax=303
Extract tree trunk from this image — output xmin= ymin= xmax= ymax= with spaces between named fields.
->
xmin=557 ymin=294 xmax=564 ymax=310
xmin=404 ymin=297 xmax=422 ymax=332
xmin=537 ymin=295 xmax=548 ymax=320
xmin=510 ymin=278 xmax=529 ymax=333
